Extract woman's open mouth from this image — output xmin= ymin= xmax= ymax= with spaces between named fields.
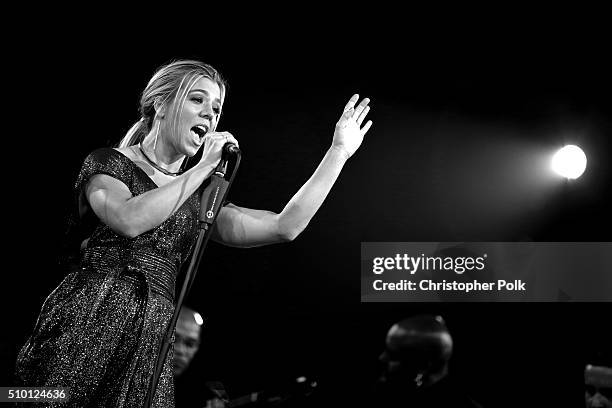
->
xmin=190 ymin=124 xmax=209 ymax=141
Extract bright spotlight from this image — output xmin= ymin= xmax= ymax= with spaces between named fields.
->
xmin=193 ymin=311 xmax=204 ymax=326
xmin=551 ymin=145 xmax=587 ymax=179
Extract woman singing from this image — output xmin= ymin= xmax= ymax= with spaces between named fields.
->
xmin=16 ymin=60 xmax=372 ymax=407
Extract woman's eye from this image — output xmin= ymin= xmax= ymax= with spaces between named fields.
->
xmin=213 ymin=107 xmax=221 ymax=115
xmin=192 ymin=97 xmax=203 ymax=103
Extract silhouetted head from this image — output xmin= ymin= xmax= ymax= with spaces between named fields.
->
xmin=585 ymin=351 xmax=612 ymax=408
xmin=379 ymin=314 xmax=453 ymax=389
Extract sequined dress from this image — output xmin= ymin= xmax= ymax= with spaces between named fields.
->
xmin=16 ymin=148 xmax=201 ymax=407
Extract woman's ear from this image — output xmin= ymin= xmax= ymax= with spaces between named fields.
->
xmin=154 ymin=101 xmax=167 ymax=119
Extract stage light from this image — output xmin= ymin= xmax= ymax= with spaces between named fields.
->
xmin=551 ymin=145 xmax=587 ymax=179
xmin=193 ymin=311 xmax=204 ymax=326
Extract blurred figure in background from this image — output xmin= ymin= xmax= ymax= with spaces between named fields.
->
xmin=585 ymin=351 xmax=612 ymax=408
xmin=174 ymin=306 xmax=227 ymax=408
xmin=376 ymin=314 xmax=482 ymax=408
xmin=174 ymin=306 xmax=204 ymax=377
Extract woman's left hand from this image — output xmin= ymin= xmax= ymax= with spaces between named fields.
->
xmin=332 ymin=94 xmax=373 ymax=159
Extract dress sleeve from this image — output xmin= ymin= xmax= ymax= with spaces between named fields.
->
xmin=74 ymin=148 xmax=135 ymax=195
xmin=60 ymin=148 xmax=135 ymax=267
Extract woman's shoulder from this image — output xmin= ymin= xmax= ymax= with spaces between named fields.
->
xmin=77 ymin=147 xmax=140 ymax=173
xmin=111 ymin=146 xmax=138 ymax=161
xmin=83 ymin=147 xmax=132 ymax=163
xmin=75 ymin=147 xmax=138 ymax=189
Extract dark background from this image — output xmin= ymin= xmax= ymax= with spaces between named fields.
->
xmin=3 ymin=19 xmax=611 ymax=407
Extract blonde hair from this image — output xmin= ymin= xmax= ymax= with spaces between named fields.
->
xmin=118 ymin=60 xmax=227 ymax=148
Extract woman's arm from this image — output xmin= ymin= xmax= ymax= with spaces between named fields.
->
xmin=84 ymin=132 xmax=236 ymax=238
xmin=84 ymin=162 xmax=215 ymax=238
xmin=213 ymin=94 xmax=372 ymax=248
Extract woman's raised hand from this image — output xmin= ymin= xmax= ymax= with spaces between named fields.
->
xmin=332 ymin=94 xmax=372 ymax=159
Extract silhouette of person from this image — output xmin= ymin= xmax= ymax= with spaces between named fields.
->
xmin=174 ymin=306 xmax=204 ymax=377
xmin=174 ymin=306 xmax=227 ymax=408
xmin=585 ymin=351 xmax=612 ymax=408
xmin=376 ymin=314 xmax=483 ymax=408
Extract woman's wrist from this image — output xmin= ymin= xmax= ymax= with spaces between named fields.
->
xmin=192 ymin=159 xmax=217 ymax=177
xmin=329 ymin=145 xmax=351 ymax=162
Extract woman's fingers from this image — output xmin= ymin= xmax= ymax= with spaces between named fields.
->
xmin=353 ymin=98 xmax=370 ymax=121
xmin=339 ymin=93 xmax=373 ymax=135
xmin=208 ymin=131 xmax=239 ymax=148
xmin=343 ymin=94 xmax=360 ymax=113
xmin=341 ymin=94 xmax=370 ymax=121
xmin=357 ymin=105 xmax=370 ymax=126
xmin=224 ymin=133 xmax=239 ymax=148
xmin=361 ymin=120 xmax=373 ymax=136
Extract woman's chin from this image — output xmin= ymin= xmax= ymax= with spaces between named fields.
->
xmin=182 ymin=144 xmax=199 ymax=158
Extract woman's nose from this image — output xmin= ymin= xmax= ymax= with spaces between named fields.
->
xmin=199 ymin=103 xmax=214 ymax=118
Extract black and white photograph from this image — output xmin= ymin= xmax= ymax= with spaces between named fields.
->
xmin=2 ymin=18 xmax=611 ymax=407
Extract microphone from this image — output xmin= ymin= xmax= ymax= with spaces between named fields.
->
xmin=223 ymin=142 xmax=240 ymax=156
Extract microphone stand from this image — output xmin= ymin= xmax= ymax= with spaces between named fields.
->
xmin=145 ymin=146 xmax=241 ymax=408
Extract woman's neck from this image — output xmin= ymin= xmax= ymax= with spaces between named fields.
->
xmin=140 ymin=126 xmax=184 ymax=174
